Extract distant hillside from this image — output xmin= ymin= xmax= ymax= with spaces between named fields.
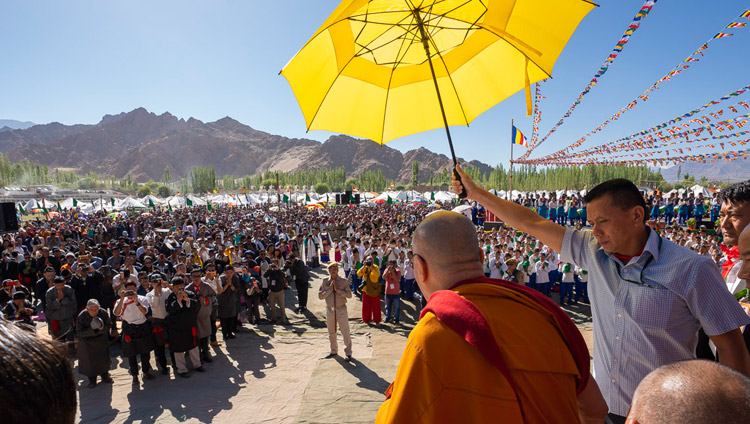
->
xmin=2 ymin=108 xmax=492 ymax=183
xmin=0 ymin=119 xmax=35 ymax=131
xmin=659 ymin=160 xmax=750 ymax=183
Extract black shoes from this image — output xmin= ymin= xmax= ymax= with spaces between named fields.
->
xmin=195 ymin=366 xmax=206 ymax=372
xmin=344 ymin=355 xmax=353 ymax=363
xmin=321 ymin=353 xmax=337 ymax=359
xmin=202 ymin=355 xmax=213 ymax=363
xmin=143 ymin=371 xmax=155 ymax=380
xmin=179 ymin=372 xmax=191 ymax=378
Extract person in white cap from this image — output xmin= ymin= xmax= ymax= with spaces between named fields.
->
xmin=319 ymin=262 xmax=353 ymax=362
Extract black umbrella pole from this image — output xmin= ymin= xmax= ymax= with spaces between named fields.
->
xmin=415 ymin=12 xmax=467 ymax=199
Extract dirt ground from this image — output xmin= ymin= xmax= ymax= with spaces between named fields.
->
xmin=66 ymin=268 xmax=593 ymax=423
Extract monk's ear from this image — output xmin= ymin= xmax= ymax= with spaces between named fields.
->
xmin=414 ymin=254 xmax=428 ymax=284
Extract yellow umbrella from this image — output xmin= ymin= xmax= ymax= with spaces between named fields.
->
xmin=281 ymin=0 xmax=596 ymax=158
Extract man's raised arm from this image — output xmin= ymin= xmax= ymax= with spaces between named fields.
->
xmin=452 ymin=164 xmax=567 ymax=253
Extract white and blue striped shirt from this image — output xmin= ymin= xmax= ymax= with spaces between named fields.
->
xmin=561 ymin=227 xmax=750 ymax=416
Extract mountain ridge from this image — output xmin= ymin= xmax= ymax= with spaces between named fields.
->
xmin=1 ymin=108 xmax=492 ymax=184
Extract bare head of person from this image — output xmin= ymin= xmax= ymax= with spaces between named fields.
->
xmin=583 ymin=179 xmax=647 ymax=254
xmin=719 ymin=180 xmax=750 ymax=247
xmin=626 ymin=360 xmax=750 ymax=424
xmin=411 ymin=211 xmax=484 ymax=299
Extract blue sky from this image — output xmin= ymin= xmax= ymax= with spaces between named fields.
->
xmin=1 ymin=0 xmax=749 ymax=168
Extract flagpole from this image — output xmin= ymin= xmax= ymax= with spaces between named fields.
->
xmin=509 ymin=119 xmax=514 ymax=202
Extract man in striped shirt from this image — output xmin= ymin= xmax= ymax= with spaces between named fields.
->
xmin=452 ymin=165 xmax=750 ymax=424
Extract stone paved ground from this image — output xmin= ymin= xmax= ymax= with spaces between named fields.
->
xmin=67 ymin=268 xmax=592 ymax=423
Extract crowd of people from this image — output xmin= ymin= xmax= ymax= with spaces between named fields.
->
xmin=1 ymin=177 xmax=748 ymax=423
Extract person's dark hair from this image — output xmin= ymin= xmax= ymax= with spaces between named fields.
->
xmin=718 ymin=180 xmax=750 ymax=205
xmin=170 ymin=276 xmax=185 ymax=286
xmin=583 ymin=178 xmax=647 ymax=222
xmin=0 ymin=321 xmax=76 ymax=424
xmin=53 ymin=276 xmax=65 ymax=285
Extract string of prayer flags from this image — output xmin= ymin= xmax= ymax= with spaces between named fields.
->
xmin=522 ymin=8 xmax=750 ymax=165
xmin=529 ymin=0 xmax=658 ymax=154
xmin=547 ymin=85 xmax=750 ymax=160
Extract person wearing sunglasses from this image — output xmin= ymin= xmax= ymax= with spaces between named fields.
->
xmin=452 ymin=164 xmax=750 ymax=424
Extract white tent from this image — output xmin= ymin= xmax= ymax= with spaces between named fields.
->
xmin=116 ymin=197 xmax=147 ymax=210
xmin=57 ymin=198 xmax=77 ymax=210
xmin=433 ymin=191 xmax=457 ymax=202
xmin=374 ymin=191 xmax=407 ymax=202
xmin=90 ymin=198 xmax=115 ymax=212
xmin=405 ymin=190 xmax=422 ymax=201
xmin=689 ymin=184 xmax=713 ymax=197
xmin=140 ymin=194 xmax=164 ymax=206
xmin=187 ymin=195 xmax=207 ymax=206
xmin=23 ymin=199 xmax=40 ymax=211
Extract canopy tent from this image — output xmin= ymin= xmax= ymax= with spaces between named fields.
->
xmin=140 ymin=194 xmax=164 ymax=206
xmin=56 ymin=198 xmax=77 ymax=210
xmin=432 ymin=191 xmax=458 ymax=203
xmin=23 ymin=199 xmax=40 ymax=211
xmin=374 ymin=191 xmax=407 ymax=202
xmin=689 ymin=184 xmax=714 ymax=197
xmin=116 ymin=197 xmax=147 ymax=210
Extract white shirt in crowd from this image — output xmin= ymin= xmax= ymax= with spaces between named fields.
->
xmin=114 ymin=295 xmax=150 ymax=325
xmin=535 ymin=260 xmax=549 ymax=284
xmin=145 ymin=288 xmax=170 ymax=320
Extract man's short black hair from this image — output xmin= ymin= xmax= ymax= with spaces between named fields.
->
xmin=583 ymin=178 xmax=647 ymax=222
xmin=718 ymin=180 xmax=750 ymax=205
xmin=0 ymin=321 xmax=76 ymax=424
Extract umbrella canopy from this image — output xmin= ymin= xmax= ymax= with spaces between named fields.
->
xmin=107 ymin=212 xmax=127 ymax=220
xmin=281 ymin=0 xmax=595 ymax=145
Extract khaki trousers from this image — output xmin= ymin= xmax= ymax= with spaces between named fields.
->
xmin=174 ymin=346 xmax=201 ymax=374
xmin=326 ymin=306 xmax=352 ymax=356
xmin=268 ymin=290 xmax=288 ymax=323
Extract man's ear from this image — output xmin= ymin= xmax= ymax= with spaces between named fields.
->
xmin=414 ymin=254 xmax=428 ymax=285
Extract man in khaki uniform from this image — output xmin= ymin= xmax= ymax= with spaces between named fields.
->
xmin=319 ymin=262 xmax=353 ymax=362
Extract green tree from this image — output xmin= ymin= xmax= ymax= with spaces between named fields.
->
xmin=157 ymin=185 xmax=171 ymax=197
xmin=138 ymin=186 xmax=152 ymax=197
xmin=315 ymin=183 xmax=330 ymax=194
xmin=162 ymin=166 xmax=171 ymax=185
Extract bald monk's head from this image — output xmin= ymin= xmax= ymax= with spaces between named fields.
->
xmin=738 ymin=223 xmax=750 ymax=280
xmin=626 ymin=360 xmax=750 ymax=424
xmin=412 ymin=211 xmax=484 ymax=299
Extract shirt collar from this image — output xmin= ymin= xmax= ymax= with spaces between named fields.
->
xmin=605 ymin=227 xmax=661 ymax=265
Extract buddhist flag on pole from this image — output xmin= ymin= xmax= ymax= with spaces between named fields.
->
xmin=713 ymin=32 xmax=733 ymax=39
xmin=511 ymin=125 xmax=528 ymax=147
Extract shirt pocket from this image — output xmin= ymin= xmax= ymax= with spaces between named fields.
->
xmin=627 ymin=285 xmax=676 ymax=328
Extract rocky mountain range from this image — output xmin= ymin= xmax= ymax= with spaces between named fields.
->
xmin=0 ymin=108 xmax=493 ymax=184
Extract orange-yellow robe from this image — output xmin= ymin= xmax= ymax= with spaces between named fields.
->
xmin=376 ymin=278 xmax=587 ymax=423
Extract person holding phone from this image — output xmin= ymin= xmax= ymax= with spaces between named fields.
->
xmin=357 ymin=257 xmax=381 ymax=324
xmin=114 ymin=280 xmax=154 ymax=385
